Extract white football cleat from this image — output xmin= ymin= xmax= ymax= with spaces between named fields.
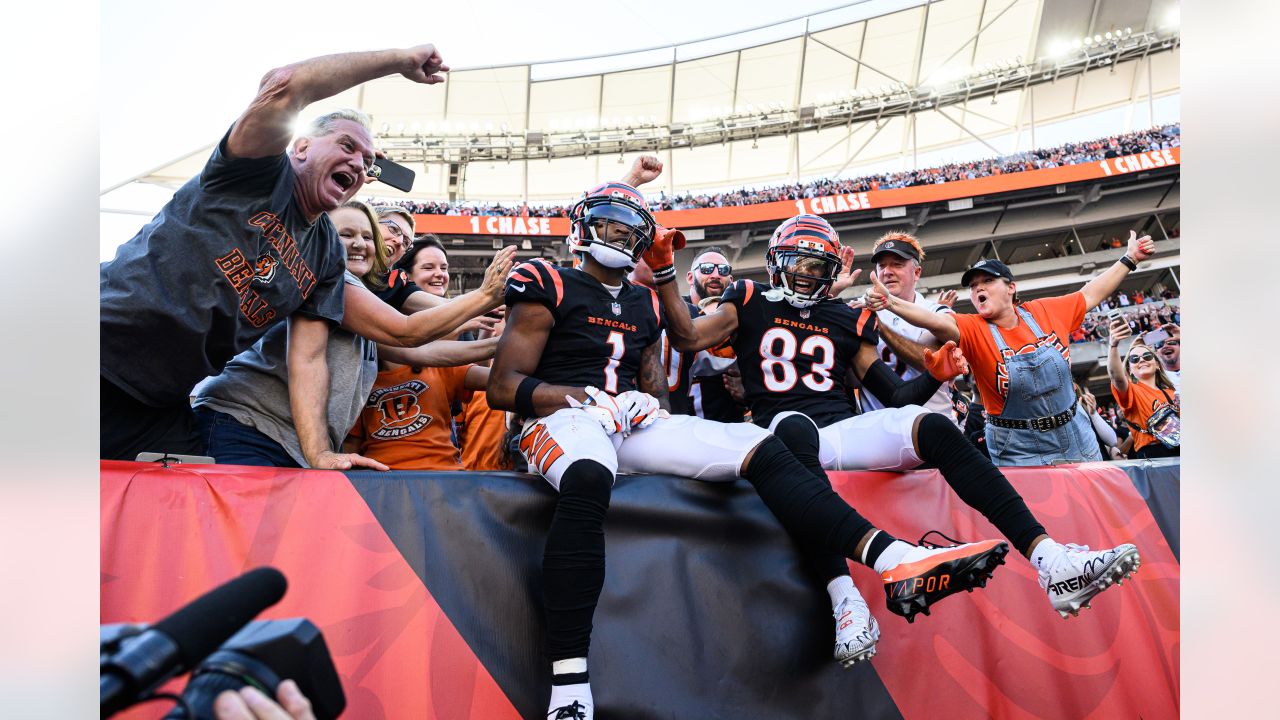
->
xmin=1037 ymin=543 xmax=1141 ymax=618
xmin=833 ymin=595 xmax=880 ymax=668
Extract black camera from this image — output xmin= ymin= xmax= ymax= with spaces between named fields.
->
xmin=101 ymin=618 xmax=345 ymax=719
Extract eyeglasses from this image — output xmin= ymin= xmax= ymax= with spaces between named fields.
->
xmin=696 ymin=262 xmax=732 ymax=276
xmin=1155 ymin=339 xmax=1179 ymax=349
xmin=1127 ymin=352 xmax=1156 ymax=363
xmin=379 ymin=221 xmax=410 ymax=239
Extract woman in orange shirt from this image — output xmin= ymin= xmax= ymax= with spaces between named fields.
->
xmin=1106 ymin=320 xmax=1180 ymax=459
xmin=865 ymin=229 xmax=1157 ymax=466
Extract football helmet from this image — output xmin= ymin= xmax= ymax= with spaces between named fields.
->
xmin=566 ymin=182 xmax=656 ymax=269
xmin=765 ymin=214 xmax=842 ymax=307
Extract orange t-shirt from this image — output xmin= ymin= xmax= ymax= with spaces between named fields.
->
xmin=457 ymin=391 xmax=511 ymax=471
xmin=1111 ymin=381 xmax=1179 ymax=452
xmin=953 ymin=292 xmax=1085 ymax=417
xmin=350 ymin=364 xmax=474 ymax=470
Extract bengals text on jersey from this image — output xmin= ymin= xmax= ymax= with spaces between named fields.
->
xmin=505 ymin=259 xmax=664 ymax=399
xmin=720 ymin=279 xmax=879 ymax=429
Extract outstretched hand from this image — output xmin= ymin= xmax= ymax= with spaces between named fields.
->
xmin=923 ymin=340 xmax=969 ymax=381
xmin=937 ymin=289 xmax=958 ymax=308
xmin=830 ymin=246 xmax=862 ymax=296
xmin=402 ymin=44 xmax=450 ymax=84
xmin=482 ymin=246 xmax=518 ymax=301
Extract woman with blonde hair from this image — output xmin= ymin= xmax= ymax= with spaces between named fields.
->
xmin=1105 ymin=318 xmax=1180 ymax=459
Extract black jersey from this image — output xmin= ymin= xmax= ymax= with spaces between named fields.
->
xmin=721 ymin=279 xmax=879 ymax=428
xmin=661 ymin=299 xmax=699 ymax=415
xmin=506 ymin=259 xmax=664 ymax=393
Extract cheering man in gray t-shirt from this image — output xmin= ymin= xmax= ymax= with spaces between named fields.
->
xmin=101 ymin=44 xmax=455 ymax=463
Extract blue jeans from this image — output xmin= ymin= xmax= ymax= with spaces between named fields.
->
xmin=194 ymin=408 xmax=300 ymax=468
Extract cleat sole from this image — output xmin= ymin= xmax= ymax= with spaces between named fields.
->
xmin=884 ymin=541 xmax=1009 ymax=622
xmin=1052 ymin=545 xmax=1142 ymax=619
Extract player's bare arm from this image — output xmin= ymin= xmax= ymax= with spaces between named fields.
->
xmin=488 ymin=302 xmax=590 ymax=415
xmin=654 ymin=279 xmax=739 ymax=352
xmin=636 ymin=339 xmax=672 ymax=412
xmin=229 ymin=44 xmax=449 ymax=160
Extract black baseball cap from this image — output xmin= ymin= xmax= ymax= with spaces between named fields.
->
xmin=871 ymin=239 xmax=921 ymax=263
xmin=961 ymin=258 xmax=1015 ymax=286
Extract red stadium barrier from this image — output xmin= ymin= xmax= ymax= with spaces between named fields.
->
xmin=412 ymin=147 xmax=1180 ymax=236
xmin=101 ymin=460 xmax=1178 ymax=719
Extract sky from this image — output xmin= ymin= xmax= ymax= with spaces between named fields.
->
xmin=99 ymin=0 xmax=1178 ymax=260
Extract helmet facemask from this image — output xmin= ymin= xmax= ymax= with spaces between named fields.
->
xmin=567 ymin=194 xmax=655 ymax=270
xmin=767 ymin=248 xmax=839 ymax=308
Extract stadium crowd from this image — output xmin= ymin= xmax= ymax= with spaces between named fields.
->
xmin=386 ymin=124 xmax=1180 ymax=217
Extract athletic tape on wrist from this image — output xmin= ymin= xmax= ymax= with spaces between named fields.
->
xmin=652 ymin=265 xmax=676 ymax=284
xmin=515 ymin=376 xmax=544 ymax=417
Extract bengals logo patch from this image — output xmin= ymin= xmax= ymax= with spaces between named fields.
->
xmin=253 ymin=254 xmax=278 ymax=284
xmin=366 ymin=379 xmax=433 ymax=440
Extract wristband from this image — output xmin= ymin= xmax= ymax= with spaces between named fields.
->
xmin=1118 ymin=255 xmax=1138 ymax=271
xmin=651 ymin=265 xmax=676 ymax=285
xmin=515 ymin=376 xmax=544 ymax=417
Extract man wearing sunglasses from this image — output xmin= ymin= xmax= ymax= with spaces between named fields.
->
xmin=685 ymin=250 xmax=748 ymax=423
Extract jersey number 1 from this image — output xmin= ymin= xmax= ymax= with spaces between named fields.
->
xmin=603 ymin=331 xmax=625 ymax=393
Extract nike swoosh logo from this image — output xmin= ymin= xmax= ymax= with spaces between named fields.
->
xmin=511 ymin=283 xmax=526 ymax=292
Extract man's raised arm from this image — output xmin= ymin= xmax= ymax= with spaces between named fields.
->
xmin=228 ymin=44 xmax=450 ymax=159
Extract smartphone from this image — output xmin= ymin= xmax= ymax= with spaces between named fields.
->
xmin=134 ymin=452 xmax=216 ymax=464
xmin=1143 ymin=328 xmax=1169 ymax=347
xmin=371 ymin=157 xmax=416 ymax=192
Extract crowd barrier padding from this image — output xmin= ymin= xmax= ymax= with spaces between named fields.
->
xmin=101 ymin=459 xmax=1179 ymax=719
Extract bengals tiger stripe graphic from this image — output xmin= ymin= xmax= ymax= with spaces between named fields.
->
xmin=518 ymin=423 xmax=565 ymax=476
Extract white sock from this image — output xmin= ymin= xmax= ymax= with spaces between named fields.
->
xmin=826 ymin=575 xmax=859 ymax=609
xmin=548 ymin=681 xmax=593 ymax=718
xmin=872 ymin=540 xmax=913 ymax=575
xmin=1029 ymin=538 xmax=1062 ymax=570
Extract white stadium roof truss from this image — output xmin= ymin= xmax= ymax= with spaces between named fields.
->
xmin=111 ymin=0 xmax=1180 ymax=204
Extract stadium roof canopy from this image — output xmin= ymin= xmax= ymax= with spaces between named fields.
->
xmin=110 ymin=0 xmax=1180 ymax=204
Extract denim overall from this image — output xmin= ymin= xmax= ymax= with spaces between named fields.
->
xmin=983 ymin=308 xmax=1102 ymax=466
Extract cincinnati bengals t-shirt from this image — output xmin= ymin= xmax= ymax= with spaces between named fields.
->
xmin=193 ymin=271 xmax=375 ymax=468
xmin=1112 ymin=381 xmax=1179 ymax=452
xmin=953 ymin=292 xmax=1086 ymax=417
xmin=101 ymin=127 xmax=346 ymax=406
xmin=457 ymin=391 xmax=510 ymax=471
xmin=350 ymin=364 xmax=474 ymax=470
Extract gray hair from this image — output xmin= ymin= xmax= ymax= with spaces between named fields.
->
xmin=301 ymin=108 xmax=372 ymax=138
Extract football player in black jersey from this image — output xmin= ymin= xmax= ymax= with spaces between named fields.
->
xmin=490 ymin=183 xmax=998 ymax=719
xmin=649 ymin=213 xmax=1141 ymax=635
